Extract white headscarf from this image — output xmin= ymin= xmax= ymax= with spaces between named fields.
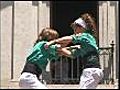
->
xmin=74 ymin=18 xmax=87 ymax=29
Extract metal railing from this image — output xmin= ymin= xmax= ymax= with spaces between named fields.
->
xmin=42 ymin=44 xmax=114 ymax=84
xmin=99 ymin=43 xmax=114 ymax=84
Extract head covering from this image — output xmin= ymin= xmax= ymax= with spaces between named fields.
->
xmin=74 ymin=18 xmax=87 ymax=29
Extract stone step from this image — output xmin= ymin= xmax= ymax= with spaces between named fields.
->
xmin=1 ymin=82 xmax=116 ymax=89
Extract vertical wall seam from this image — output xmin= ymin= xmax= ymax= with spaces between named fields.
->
xmin=37 ymin=1 xmax=39 ymax=37
xmin=11 ymin=1 xmax=14 ymax=79
xmin=0 ymin=1 xmax=1 ymax=84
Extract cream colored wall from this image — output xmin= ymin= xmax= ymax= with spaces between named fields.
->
xmin=13 ymin=1 xmax=38 ymax=79
xmin=0 ymin=1 xmax=13 ymax=87
xmin=0 ymin=1 xmax=51 ymax=87
xmin=0 ymin=1 xmax=118 ymax=88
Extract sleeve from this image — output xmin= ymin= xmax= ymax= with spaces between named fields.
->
xmin=47 ymin=44 xmax=57 ymax=56
xmin=72 ymin=34 xmax=90 ymax=45
xmin=46 ymin=44 xmax=62 ymax=56
xmin=71 ymin=34 xmax=83 ymax=44
xmin=47 ymin=44 xmax=60 ymax=61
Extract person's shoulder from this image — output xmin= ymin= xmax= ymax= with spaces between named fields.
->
xmin=78 ymin=33 xmax=88 ymax=37
xmin=83 ymin=33 xmax=93 ymax=37
xmin=35 ymin=40 xmax=47 ymax=46
xmin=40 ymin=40 xmax=47 ymax=43
xmin=82 ymin=32 xmax=89 ymax=35
xmin=73 ymin=33 xmax=82 ymax=37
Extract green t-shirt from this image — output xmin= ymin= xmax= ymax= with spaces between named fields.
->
xmin=26 ymin=40 xmax=59 ymax=70
xmin=71 ymin=33 xmax=98 ymax=58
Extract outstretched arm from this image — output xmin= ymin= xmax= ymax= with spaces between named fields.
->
xmin=44 ymin=43 xmax=72 ymax=57
xmin=55 ymin=36 xmax=72 ymax=44
xmin=57 ymin=45 xmax=81 ymax=57
xmin=57 ymin=48 xmax=72 ymax=57
xmin=65 ymin=45 xmax=81 ymax=49
xmin=44 ymin=36 xmax=73 ymax=48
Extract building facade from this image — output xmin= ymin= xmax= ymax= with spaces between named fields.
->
xmin=0 ymin=1 xmax=119 ymax=88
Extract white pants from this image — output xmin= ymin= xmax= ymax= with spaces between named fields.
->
xmin=19 ymin=72 xmax=48 ymax=89
xmin=79 ymin=68 xmax=103 ymax=89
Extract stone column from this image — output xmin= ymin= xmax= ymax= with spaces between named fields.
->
xmin=13 ymin=1 xmax=38 ymax=79
xmin=99 ymin=1 xmax=118 ymax=83
xmin=0 ymin=1 xmax=13 ymax=87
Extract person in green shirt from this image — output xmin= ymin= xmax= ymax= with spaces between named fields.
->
xmin=45 ymin=13 xmax=103 ymax=89
xmin=19 ymin=28 xmax=72 ymax=89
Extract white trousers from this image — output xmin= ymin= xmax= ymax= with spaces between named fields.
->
xmin=19 ymin=72 xmax=48 ymax=89
xmin=79 ymin=68 xmax=103 ymax=89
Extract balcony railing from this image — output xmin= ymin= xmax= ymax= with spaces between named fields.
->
xmin=42 ymin=43 xmax=114 ymax=84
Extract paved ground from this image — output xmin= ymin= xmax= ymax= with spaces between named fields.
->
xmin=1 ymin=81 xmax=117 ymax=89
xmin=47 ymin=84 xmax=116 ymax=89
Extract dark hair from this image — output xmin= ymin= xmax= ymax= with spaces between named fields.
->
xmin=80 ymin=13 xmax=98 ymax=40
xmin=34 ymin=27 xmax=59 ymax=46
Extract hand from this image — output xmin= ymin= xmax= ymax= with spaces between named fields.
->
xmin=44 ymin=40 xmax=56 ymax=49
xmin=44 ymin=44 xmax=49 ymax=49
xmin=58 ymin=42 xmax=71 ymax=47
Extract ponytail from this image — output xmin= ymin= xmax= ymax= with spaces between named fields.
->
xmin=81 ymin=13 xmax=98 ymax=40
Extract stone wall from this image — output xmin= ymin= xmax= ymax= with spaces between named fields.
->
xmin=0 ymin=1 xmax=50 ymax=87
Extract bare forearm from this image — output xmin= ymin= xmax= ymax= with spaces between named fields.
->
xmin=58 ymin=45 xmax=81 ymax=57
xmin=45 ymin=36 xmax=72 ymax=48
xmin=55 ymin=36 xmax=72 ymax=44
xmin=57 ymin=45 xmax=80 ymax=57
xmin=57 ymin=48 xmax=72 ymax=57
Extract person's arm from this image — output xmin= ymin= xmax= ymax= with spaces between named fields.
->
xmin=44 ymin=39 xmax=56 ymax=49
xmin=55 ymin=36 xmax=72 ymax=45
xmin=44 ymin=43 xmax=72 ymax=57
xmin=65 ymin=45 xmax=81 ymax=49
xmin=44 ymin=36 xmax=73 ymax=48
xmin=57 ymin=45 xmax=81 ymax=57
xmin=57 ymin=47 xmax=72 ymax=57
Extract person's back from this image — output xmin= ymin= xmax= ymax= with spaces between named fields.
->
xmin=47 ymin=13 xmax=104 ymax=89
xmin=71 ymin=13 xmax=103 ymax=89
xmin=27 ymin=40 xmax=59 ymax=70
xmin=71 ymin=32 xmax=100 ymax=69
xmin=19 ymin=28 xmax=59 ymax=89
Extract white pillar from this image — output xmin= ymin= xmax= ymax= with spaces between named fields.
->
xmin=0 ymin=1 xmax=13 ymax=87
xmin=13 ymin=1 xmax=38 ymax=79
xmin=38 ymin=1 xmax=50 ymax=33
xmin=99 ymin=1 xmax=118 ymax=83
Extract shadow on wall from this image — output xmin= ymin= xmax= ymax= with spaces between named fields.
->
xmin=0 ymin=1 xmax=14 ymax=10
xmin=42 ymin=1 xmax=50 ymax=7
xmin=0 ymin=1 xmax=50 ymax=10
xmin=32 ymin=1 xmax=50 ymax=8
